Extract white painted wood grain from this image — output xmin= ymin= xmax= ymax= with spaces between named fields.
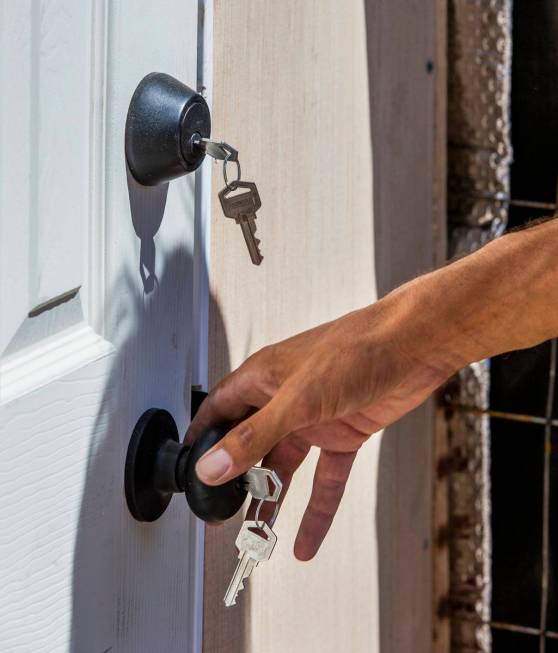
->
xmin=0 ymin=1 xmax=93 ymax=346
xmin=32 ymin=0 xmax=92 ymax=306
xmin=0 ymin=1 xmax=33 ymax=356
xmin=0 ymin=354 xmax=115 ymax=652
xmin=0 ymin=323 xmax=114 ymax=404
xmin=0 ymin=0 xmax=101 ymax=359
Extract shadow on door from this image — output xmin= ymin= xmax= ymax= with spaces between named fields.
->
xmin=69 ymin=173 xmax=238 ymax=652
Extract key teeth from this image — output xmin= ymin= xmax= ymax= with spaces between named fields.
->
xmin=227 ymin=581 xmax=245 ymax=607
xmin=225 ymin=576 xmax=247 ymax=608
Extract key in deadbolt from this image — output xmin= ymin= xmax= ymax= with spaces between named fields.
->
xmin=124 ymin=391 xmax=247 ymax=523
xmin=125 ymin=72 xmax=265 ymax=268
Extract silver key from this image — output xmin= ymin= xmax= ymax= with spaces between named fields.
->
xmin=193 ymin=137 xmax=239 ymax=163
xmin=242 ymin=467 xmax=282 ymax=502
xmin=219 ymin=181 xmax=263 ymax=266
xmin=224 ymin=520 xmax=277 ymax=607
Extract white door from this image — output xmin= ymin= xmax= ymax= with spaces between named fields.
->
xmin=0 ymin=2 xmax=208 ymax=651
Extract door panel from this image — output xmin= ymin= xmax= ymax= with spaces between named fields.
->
xmin=29 ymin=1 xmax=91 ymax=306
xmin=0 ymin=0 xmax=102 ymax=374
xmin=0 ymin=2 xmax=204 ymax=651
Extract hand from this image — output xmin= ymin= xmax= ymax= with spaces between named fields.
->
xmin=186 ymin=282 xmax=459 ymax=560
xmin=188 ymin=218 xmax=558 ymax=559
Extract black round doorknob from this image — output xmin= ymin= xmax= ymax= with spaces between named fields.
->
xmin=124 ymin=403 xmax=247 ymax=523
xmin=125 ymin=72 xmax=211 ymax=186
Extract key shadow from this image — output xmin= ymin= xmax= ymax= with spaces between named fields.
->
xmin=70 ymin=173 xmax=237 ymax=651
xmin=126 ymin=164 xmax=168 ymax=294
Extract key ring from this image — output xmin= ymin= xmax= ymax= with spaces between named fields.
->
xmin=223 ymin=153 xmax=241 ymax=190
xmin=193 ymin=137 xmax=242 ymax=189
xmin=254 ymin=497 xmax=280 ymax=528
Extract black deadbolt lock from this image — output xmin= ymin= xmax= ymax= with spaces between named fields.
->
xmin=124 ymin=391 xmax=247 ymax=523
xmin=125 ymin=72 xmax=211 ymax=186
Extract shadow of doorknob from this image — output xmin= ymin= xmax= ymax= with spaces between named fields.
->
xmin=124 ymin=391 xmax=247 ymax=523
xmin=125 ymin=72 xmax=211 ymax=186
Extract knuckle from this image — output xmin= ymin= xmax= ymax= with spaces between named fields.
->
xmin=230 ymin=422 xmax=259 ymax=461
xmin=306 ymin=502 xmax=334 ymax=521
xmin=236 ymin=422 xmax=255 ymax=446
xmin=319 ymin=475 xmax=347 ymax=496
xmin=288 ymin=435 xmax=311 ymax=460
xmin=205 ymin=383 xmax=224 ymax=408
xmin=254 ymin=345 xmax=282 ymax=390
xmin=209 ymin=384 xmax=225 ymax=405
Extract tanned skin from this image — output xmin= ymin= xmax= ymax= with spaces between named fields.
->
xmin=186 ymin=219 xmax=558 ymax=561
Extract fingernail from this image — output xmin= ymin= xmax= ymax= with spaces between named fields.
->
xmin=196 ymin=448 xmax=232 ymax=482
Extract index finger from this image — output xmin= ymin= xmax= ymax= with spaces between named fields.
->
xmin=186 ymin=365 xmax=276 ymax=445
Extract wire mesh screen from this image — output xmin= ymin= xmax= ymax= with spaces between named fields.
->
xmin=448 ymin=0 xmax=512 ymax=259
xmin=447 ymin=1 xmax=558 ymax=652
xmin=446 ymin=0 xmax=512 ymax=651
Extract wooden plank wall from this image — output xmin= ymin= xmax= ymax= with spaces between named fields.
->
xmin=366 ymin=1 xmax=448 ymax=651
xmin=205 ymin=1 xmax=446 ymax=651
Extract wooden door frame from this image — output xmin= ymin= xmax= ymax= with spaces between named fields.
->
xmin=191 ymin=1 xmax=215 ymax=651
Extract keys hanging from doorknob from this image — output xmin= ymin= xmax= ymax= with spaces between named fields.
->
xmin=124 ymin=390 xmax=282 ymax=523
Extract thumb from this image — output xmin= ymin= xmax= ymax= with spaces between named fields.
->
xmin=195 ymin=393 xmax=293 ymax=485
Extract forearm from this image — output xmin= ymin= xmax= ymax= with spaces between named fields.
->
xmin=389 ymin=218 xmax=558 ymax=374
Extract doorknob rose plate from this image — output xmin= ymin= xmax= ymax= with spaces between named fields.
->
xmin=124 ymin=407 xmax=247 ymax=523
xmin=125 ymin=72 xmax=211 ymax=186
xmin=124 ymin=408 xmax=180 ymax=522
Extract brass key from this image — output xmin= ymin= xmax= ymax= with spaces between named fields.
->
xmin=219 ymin=180 xmax=263 ymax=266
